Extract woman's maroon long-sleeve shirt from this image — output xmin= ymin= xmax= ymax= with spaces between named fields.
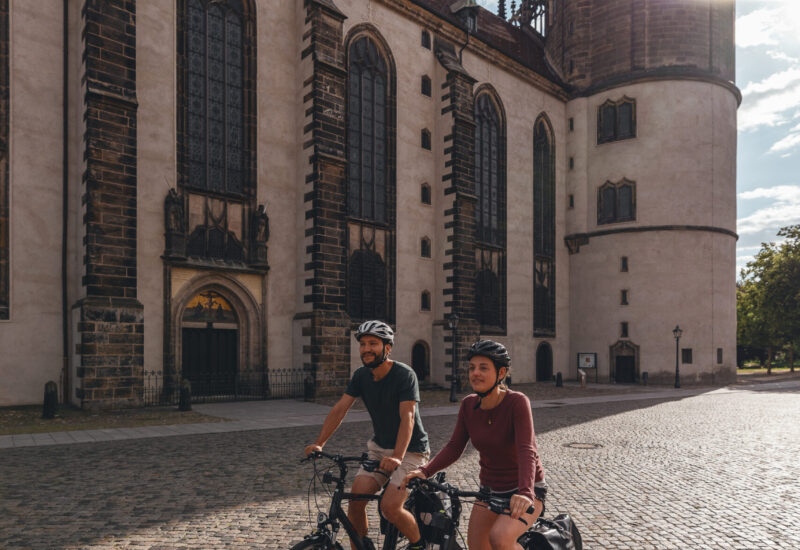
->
xmin=419 ymin=390 xmax=545 ymax=501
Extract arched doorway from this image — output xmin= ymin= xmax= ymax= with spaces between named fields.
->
xmin=536 ymin=342 xmax=553 ymax=382
xmin=610 ymin=340 xmax=639 ymax=383
xmin=411 ymin=341 xmax=429 ymax=382
xmin=181 ymin=290 xmax=239 ymax=396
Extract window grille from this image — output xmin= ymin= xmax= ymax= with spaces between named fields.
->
xmin=347 ymin=36 xmax=389 ymax=222
xmin=533 ymin=117 xmax=555 ymax=335
xmin=186 ymin=0 xmax=245 ymax=195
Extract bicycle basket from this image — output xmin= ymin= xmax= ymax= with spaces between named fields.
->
xmin=518 ymin=513 xmax=583 ymax=550
xmin=410 ymin=473 xmax=458 ymax=547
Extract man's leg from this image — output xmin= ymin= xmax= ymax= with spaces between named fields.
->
xmin=379 ymin=483 xmax=421 ymax=542
xmin=348 ymin=475 xmax=380 ymax=550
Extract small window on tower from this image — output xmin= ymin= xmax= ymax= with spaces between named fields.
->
xmin=682 ymin=348 xmax=693 ymax=364
xmin=421 ymin=75 xmax=432 ymax=97
xmin=568 ymin=194 xmax=574 ymax=208
xmin=621 ymin=289 xmax=629 ymax=305
xmin=421 ymin=183 xmax=431 ymax=205
xmin=421 ymin=30 xmax=431 ymax=49
xmin=421 ymin=237 xmax=431 ymax=258
xmin=620 ymin=322 xmax=629 ymax=338
xmin=569 ymin=117 xmax=574 ymax=131
xmin=717 ymin=348 xmax=723 ymax=364
xmin=569 ymin=157 xmax=574 ymax=170
xmin=621 ymin=256 xmax=628 ymax=272
xmin=421 ymin=129 xmax=431 ymax=151
xmin=421 ymin=291 xmax=431 ymax=311
xmin=598 ymin=97 xmax=636 ymax=144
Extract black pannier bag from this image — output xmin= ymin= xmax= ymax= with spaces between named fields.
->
xmin=518 ymin=513 xmax=583 ymax=550
xmin=409 ymin=473 xmax=462 ymax=550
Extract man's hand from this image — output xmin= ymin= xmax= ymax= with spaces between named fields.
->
xmin=379 ymin=456 xmax=402 ymax=473
xmin=401 ymin=469 xmax=426 ymax=488
xmin=304 ymin=443 xmax=322 ymax=457
xmin=508 ymin=493 xmax=534 ymax=520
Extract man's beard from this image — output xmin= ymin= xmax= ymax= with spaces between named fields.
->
xmin=361 ymin=347 xmax=387 ymax=369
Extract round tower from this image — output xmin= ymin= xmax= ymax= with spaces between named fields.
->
xmin=554 ymin=0 xmax=739 ymax=384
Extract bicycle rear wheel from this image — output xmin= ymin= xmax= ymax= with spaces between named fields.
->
xmin=288 ymin=534 xmax=342 ymax=550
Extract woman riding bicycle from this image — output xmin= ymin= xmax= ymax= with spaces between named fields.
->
xmin=404 ymin=340 xmax=547 ymax=550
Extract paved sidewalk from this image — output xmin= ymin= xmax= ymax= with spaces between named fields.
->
xmin=3 ymin=380 xmax=787 ymax=449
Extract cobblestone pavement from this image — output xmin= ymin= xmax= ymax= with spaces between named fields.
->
xmin=2 ymin=381 xmax=799 ymax=549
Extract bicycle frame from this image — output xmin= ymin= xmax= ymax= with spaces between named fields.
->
xmin=304 ymin=453 xmax=402 ymax=550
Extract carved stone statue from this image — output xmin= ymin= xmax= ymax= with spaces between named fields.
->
xmin=164 ymin=188 xmax=187 ymax=259
xmin=250 ymin=204 xmax=269 ymax=268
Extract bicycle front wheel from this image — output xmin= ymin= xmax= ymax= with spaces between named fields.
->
xmin=289 ymin=534 xmax=342 ymax=550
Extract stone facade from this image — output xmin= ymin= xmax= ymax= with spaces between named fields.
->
xmin=0 ymin=0 xmax=739 ymax=407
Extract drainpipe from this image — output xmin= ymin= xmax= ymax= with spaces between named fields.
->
xmin=61 ymin=0 xmax=70 ymax=404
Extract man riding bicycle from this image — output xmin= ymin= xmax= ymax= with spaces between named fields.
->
xmin=305 ymin=320 xmax=431 ymax=550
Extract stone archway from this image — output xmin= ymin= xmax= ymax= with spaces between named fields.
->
xmin=610 ymin=340 xmax=640 ymax=383
xmin=170 ymin=274 xmax=263 ymax=399
xmin=536 ymin=342 xmax=553 ymax=382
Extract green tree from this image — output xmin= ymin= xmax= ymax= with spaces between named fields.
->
xmin=738 ymin=225 xmax=800 ymax=373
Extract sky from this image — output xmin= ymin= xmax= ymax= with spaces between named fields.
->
xmin=475 ymin=0 xmax=800 ymax=276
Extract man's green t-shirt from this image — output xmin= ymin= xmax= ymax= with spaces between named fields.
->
xmin=345 ymin=361 xmax=430 ymax=454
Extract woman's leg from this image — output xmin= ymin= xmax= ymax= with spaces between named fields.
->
xmin=487 ymin=499 xmax=543 ymax=550
xmin=467 ymin=502 xmax=498 ymax=550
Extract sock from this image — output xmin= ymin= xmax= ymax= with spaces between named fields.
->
xmin=408 ymin=538 xmax=425 ymax=550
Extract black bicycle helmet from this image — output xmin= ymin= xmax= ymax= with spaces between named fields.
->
xmin=467 ymin=340 xmax=511 ymax=408
xmin=354 ymin=320 xmax=394 ymax=345
xmin=466 ymin=340 xmax=510 ymax=368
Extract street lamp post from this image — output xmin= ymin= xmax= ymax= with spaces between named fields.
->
xmin=448 ymin=313 xmax=460 ymax=402
xmin=673 ymin=325 xmax=682 ymax=388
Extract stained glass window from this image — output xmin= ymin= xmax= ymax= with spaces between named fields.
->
xmin=474 ymin=94 xmax=504 ymax=246
xmin=348 ymin=36 xmax=389 ymax=222
xmin=533 ymin=117 xmax=555 ymax=334
xmin=186 ymin=0 xmax=244 ymax=195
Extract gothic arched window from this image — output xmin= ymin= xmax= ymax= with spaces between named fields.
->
xmin=347 ymin=36 xmax=389 ymax=222
xmin=474 ymin=93 xmax=505 ymax=246
xmin=533 ymin=116 xmax=556 ymax=335
xmin=183 ymin=0 xmax=253 ymax=195
xmin=476 ymin=269 xmax=500 ymax=327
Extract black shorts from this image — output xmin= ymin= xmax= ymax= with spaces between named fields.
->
xmin=480 ymin=486 xmax=548 ymax=516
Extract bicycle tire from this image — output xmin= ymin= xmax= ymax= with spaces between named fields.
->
xmin=288 ymin=534 xmax=343 ymax=550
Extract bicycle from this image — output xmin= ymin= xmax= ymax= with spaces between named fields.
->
xmin=289 ymin=450 xmax=413 ymax=550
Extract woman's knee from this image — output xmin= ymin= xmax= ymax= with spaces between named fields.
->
xmin=488 ymin=524 xmax=519 ymax=550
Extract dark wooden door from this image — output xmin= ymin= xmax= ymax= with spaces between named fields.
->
xmin=182 ymin=327 xmax=238 ymax=396
xmin=536 ymin=343 xmax=553 ymax=382
xmin=411 ymin=343 xmax=428 ymax=381
xmin=615 ymin=356 xmax=636 ymax=383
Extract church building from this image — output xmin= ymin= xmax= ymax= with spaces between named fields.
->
xmin=0 ymin=0 xmax=739 ymax=408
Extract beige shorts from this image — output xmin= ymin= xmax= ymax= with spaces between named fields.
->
xmin=355 ymin=439 xmax=430 ymax=487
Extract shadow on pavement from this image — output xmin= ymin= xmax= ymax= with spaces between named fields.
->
xmin=1 ymin=395 xmax=690 ymax=549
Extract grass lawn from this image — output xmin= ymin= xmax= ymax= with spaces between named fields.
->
xmin=0 ymin=404 xmax=226 ymax=436
xmin=737 ymin=367 xmax=795 ymax=375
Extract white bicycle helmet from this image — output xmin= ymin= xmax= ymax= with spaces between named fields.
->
xmin=354 ymin=320 xmax=394 ymax=345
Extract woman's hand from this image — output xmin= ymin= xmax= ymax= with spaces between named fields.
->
xmin=401 ymin=468 xmax=426 ymax=488
xmin=508 ymin=493 xmax=534 ymax=520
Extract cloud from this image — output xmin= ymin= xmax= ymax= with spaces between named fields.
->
xmin=738 ymin=69 xmax=800 ymax=131
xmin=736 ymin=3 xmax=800 ymax=49
xmin=737 ymin=185 xmax=800 ymax=235
xmin=769 ymin=132 xmax=800 ymax=153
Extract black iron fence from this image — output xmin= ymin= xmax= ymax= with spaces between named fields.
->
xmin=142 ymin=368 xmax=307 ymax=407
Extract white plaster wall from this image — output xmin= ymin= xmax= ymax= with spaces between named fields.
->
xmin=136 ymin=1 xmax=174 ymax=382
xmin=259 ymin=0 xmax=300 ymax=372
xmin=0 ymin=2 xmax=64 ymax=405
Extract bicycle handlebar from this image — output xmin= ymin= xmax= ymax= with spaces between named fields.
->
xmin=407 ymin=477 xmax=534 ymax=520
xmin=301 ymin=451 xmax=385 ymax=475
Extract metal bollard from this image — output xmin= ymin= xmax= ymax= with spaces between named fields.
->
xmin=178 ymin=379 xmax=192 ymax=411
xmin=42 ymin=381 xmax=58 ymax=419
xmin=304 ymin=374 xmax=316 ymax=402
xmin=642 ymin=371 xmax=648 ymax=385
xmin=578 ymin=369 xmax=586 ymax=389
xmin=555 ymin=372 xmax=563 ymax=387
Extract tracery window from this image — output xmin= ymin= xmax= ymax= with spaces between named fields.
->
xmin=597 ymin=179 xmax=636 ymax=225
xmin=533 ymin=116 xmax=556 ymax=335
xmin=597 ymin=97 xmax=636 ymax=144
xmin=184 ymin=0 xmax=248 ymax=195
xmin=474 ymin=93 xmax=505 ymax=246
xmin=348 ymin=36 xmax=389 ymax=222
xmin=346 ymin=31 xmax=396 ymax=323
